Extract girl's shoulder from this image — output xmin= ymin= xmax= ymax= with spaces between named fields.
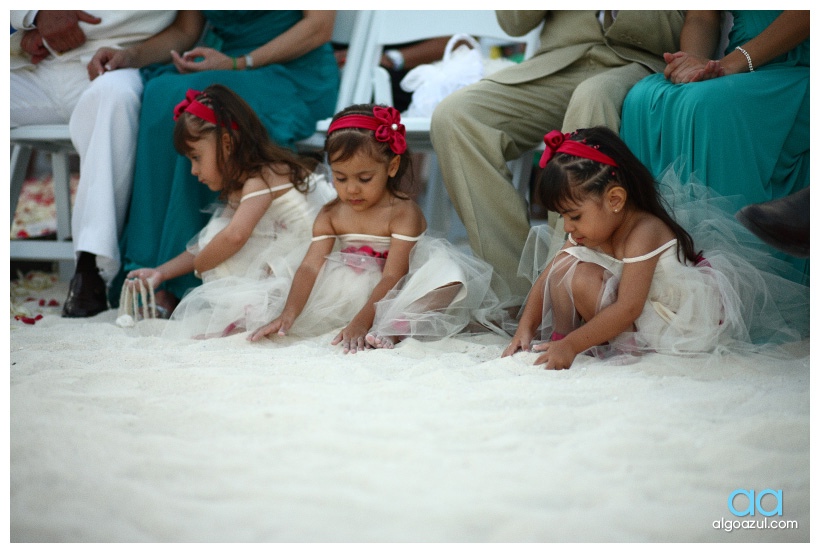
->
xmin=312 ymin=202 xmax=339 ymax=236
xmin=621 ymin=212 xmax=675 ymax=258
xmin=239 ymin=165 xmax=294 ymax=202
xmin=235 ymin=176 xmax=273 ymax=203
xmin=388 ymin=196 xmax=426 ymax=236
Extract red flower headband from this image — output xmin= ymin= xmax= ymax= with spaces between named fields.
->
xmin=327 ymin=106 xmax=407 ymax=155
xmin=538 ymin=130 xmax=618 ymax=169
xmin=173 ymin=89 xmax=239 ymax=130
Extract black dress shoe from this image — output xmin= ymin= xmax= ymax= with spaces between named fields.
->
xmin=735 ymin=188 xmax=810 ymax=258
xmin=62 ymin=270 xmax=108 ymax=318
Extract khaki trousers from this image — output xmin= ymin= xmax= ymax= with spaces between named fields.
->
xmin=431 ymin=45 xmax=651 ymax=297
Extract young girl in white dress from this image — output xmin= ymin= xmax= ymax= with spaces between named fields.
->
xmin=125 ymin=85 xmax=333 ymax=336
xmin=249 ymin=104 xmax=510 ymax=352
xmin=503 ymin=126 xmax=808 ymax=369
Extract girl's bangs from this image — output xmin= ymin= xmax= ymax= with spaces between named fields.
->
xmin=539 ymin=169 xmax=585 ymax=214
xmin=173 ymin=114 xmax=214 ymax=156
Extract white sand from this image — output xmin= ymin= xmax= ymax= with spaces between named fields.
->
xmin=9 ymin=278 xmax=810 ymax=542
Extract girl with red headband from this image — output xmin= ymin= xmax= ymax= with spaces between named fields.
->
xmin=249 ymin=104 xmax=511 ymax=352
xmin=503 ymin=126 xmax=807 ymax=369
xmin=125 ymin=85 xmax=333 ymax=336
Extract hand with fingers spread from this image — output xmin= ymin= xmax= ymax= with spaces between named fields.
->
xmin=532 ymin=339 xmax=576 ymax=370
xmin=126 ymin=267 xmax=163 ymax=291
xmin=502 ymin=329 xmax=534 ymax=358
xmin=331 ymin=319 xmax=372 ymax=354
xmin=248 ymin=313 xmax=295 ymax=342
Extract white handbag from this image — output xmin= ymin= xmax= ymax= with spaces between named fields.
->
xmin=400 ymin=34 xmax=514 ymax=118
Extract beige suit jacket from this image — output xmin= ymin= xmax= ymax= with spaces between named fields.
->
xmin=491 ymin=10 xmax=685 ymax=84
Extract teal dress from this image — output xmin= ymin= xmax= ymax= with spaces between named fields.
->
xmin=620 ymin=10 xmax=809 ymax=282
xmin=117 ymin=11 xmax=339 ymax=300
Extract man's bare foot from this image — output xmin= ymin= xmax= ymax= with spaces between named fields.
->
xmin=365 ymin=332 xmax=398 ymax=349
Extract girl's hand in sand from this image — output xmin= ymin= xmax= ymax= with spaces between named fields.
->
xmin=126 ymin=268 xmax=162 ymax=290
xmin=331 ymin=320 xmax=370 ymax=354
xmin=532 ymin=339 xmax=576 ymax=370
xmin=502 ymin=332 xmax=533 ymax=357
xmin=248 ymin=315 xmax=293 ymax=342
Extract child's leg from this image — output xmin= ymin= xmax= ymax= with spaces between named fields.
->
xmin=547 ymin=255 xmax=580 ymax=336
xmin=549 ymin=259 xmax=609 ymax=336
xmin=366 ymin=281 xmax=464 ymax=349
xmin=403 ymin=281 xmax=463 ymax=314
xmin=569 ymin=261 xmax=607 ymax=324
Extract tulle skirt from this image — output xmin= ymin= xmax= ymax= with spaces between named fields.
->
xmin=289 ymin=235 xmax=511 ymax=339
xmin=163 ymin=235 xmax=512 ymax=340
xmin=161 ymin=244 xmax=308 ymax=340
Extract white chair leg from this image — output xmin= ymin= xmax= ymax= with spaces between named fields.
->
xmin=51 ymin=151 xmax=75 ymax=279
xmin=51 ymin=151 xmax=73 ymax=241
xmin=10 ymin=144 xmax=32 ymax=227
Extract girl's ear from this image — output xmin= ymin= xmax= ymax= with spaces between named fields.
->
xmin=387 ymin=154 xmax=401 ymax=178
xmin=221 ymin=131 xmax=233 ymax=155
xmin=606 ymin=185 xmax=627 ymax=213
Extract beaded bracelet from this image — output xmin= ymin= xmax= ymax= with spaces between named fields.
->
xmin=735 ymin=46 xmax=754 ymax=72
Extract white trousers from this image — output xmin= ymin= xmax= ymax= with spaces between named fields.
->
xmin=11 ymin=62 xmax=143 ymax=281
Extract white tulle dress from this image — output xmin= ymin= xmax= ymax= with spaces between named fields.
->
xmin=161 ymin=174 xmax=335 ymax=339
xmin=517 ymin=174 xmax=809 ymax=359
xmin=283 ymin=232 xmax=512 ymax=339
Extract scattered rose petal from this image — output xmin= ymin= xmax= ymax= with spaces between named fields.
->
xmin=14 ymin=314 xmax=43 ymax=325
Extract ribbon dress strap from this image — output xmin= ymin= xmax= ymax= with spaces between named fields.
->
xmin=239 ymin=183 xmax=294 ymax=203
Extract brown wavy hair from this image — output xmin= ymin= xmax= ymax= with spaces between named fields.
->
xmin=173 ymin=84 xmax=317 ymax=201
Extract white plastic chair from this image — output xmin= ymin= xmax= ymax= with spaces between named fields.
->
xmin=10 ymin=124 xmax=76 ymax=279
xmin=296 ymin=10 xmax=373 ymax=150
xmin=346 ymin=10 xmax=542 ymax=239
